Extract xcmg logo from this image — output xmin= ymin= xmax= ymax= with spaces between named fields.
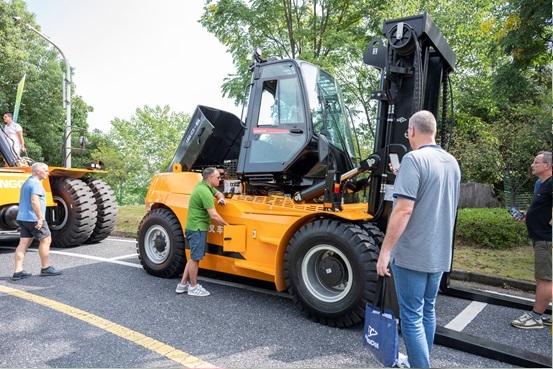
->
xmin=0 ymin=179 xmax=26 ymax=189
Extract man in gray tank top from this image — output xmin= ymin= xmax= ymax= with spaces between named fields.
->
xmin=377 ymin=110 xmax=461 ymax=368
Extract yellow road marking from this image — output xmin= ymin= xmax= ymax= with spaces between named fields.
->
xmin=0 ymin=285 xmax=218 ymax=368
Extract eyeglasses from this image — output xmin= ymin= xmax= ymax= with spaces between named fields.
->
xmin=532 ymin=161 xmax=549 ymax=165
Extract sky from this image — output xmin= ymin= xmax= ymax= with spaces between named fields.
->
xmin=24 ymin=0 xmax=241 ymax=132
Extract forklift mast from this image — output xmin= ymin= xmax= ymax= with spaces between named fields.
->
xmin=363 ymin=14 xmax=551 ymax=368
xmin=363 ymin=13 xmax=455 ymax=230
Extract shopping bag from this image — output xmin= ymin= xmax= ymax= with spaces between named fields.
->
xmin=363 ymin=276 xmax=399 ymax=367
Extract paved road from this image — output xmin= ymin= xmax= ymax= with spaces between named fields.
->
xmin=0 ymin=235 xmax=550 ymax=368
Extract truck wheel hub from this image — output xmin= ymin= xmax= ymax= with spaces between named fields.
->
xmin=153 ymin=234 xmax=167 ymax=253
xmin=318 ymin=256 xmax=345 ymax=286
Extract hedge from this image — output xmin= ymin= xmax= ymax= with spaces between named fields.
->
xmin=455 ymin=208 xmax=530 ymax=249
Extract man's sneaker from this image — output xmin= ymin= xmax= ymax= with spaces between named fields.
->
xmin=511 ymin=312 xmax=543 ymax=329
xmin=542 ymin=316 xmax=552 ymax=326
xmin=393 ymin=353 xmax=410 ymax=368
xmin=187 ymin=284 xmax=210 ymax=297
xmin=12 ymin=271 xmax=32 ymax=280
xmin=175 ymin=283 xmax=189 ymax=294
xmin=40 ymin=266 xmax=62 ymax=277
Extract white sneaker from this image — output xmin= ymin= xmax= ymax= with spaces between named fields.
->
xmin=175 ymin=283 xmax=189 ymax=294
xmin=188 ymin=284 xmax=210 ymax=297
xmin=511 ymin=312 xmax=543 ymax=329
xmin=394 ymin=353 xmax=410 ymax=368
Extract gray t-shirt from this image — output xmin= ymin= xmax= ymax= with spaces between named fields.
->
xmin=391 ymin=144 xmax=461 ymax=273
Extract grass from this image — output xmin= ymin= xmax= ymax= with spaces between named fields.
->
xmin=115 ymin=205 xmax=145 ymax=233
xmin=452 ymin=240 xmax=534 ymax=282
xmin=116 ymin=205 xmax=535 ymax=283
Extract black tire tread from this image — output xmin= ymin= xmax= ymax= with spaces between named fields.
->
xmin=284 ymin=219 xmax=382 ymax=327
xmin=50 ymin=177 xmax=97 ymax=248
xmin=136 ymin=208 xmax=186 ymax=278
xmin=83 ymin=178 xmax=118 ymax=244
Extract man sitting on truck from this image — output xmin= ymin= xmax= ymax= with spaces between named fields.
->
xmin=3 ymin=112 xmax=25 ymax=156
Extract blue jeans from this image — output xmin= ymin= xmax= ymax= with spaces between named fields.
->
xmin=391 ymin=262 xmax=443 ymax=368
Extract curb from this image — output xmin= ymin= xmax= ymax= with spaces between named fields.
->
xmin=449 ymin=269 xmax=536 ymax=293
xmin=111 ymin=231 xmax=536 ymax=293
xmin=111 ymin=231 xmax=137 ymax=239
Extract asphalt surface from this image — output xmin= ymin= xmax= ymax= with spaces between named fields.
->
xmin=0 ymin=234 xmax=550 ymax=368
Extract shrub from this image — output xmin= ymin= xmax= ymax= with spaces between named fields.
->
xmin=455 ymin=208 xmax=530 ymax=249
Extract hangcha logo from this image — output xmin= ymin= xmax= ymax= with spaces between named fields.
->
xmin=365 ymin=325 xmax=379 ymax=349
xmin=0 ymin=179 xmax=26 ymax=189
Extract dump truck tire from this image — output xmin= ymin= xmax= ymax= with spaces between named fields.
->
xmin=83 ymin=178 xmax=118 ymax=244
xmin=49 ymin=177 xmax=98 ymax=248
xmin=284 ymin=219 xmax=381 ymax=328
xmin=137 ymin=208 xmax=186 ymax=278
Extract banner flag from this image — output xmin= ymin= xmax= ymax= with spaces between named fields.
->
xmin=13 ymin=73 xmax=26 ymax=123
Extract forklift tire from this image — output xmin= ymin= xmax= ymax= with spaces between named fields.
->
xmin=136 ymin=208 xmax=186 ymax=278
xmin=49 ymin=177 xmax=98 ymax=248
xmin=284 ymin=219 xmax=380 ymax=328
xmin=83 ymin=178 xmax=118 ymax=244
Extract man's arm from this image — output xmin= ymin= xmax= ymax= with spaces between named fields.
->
xmin=376 ymin=197 xmax=414 ymax=276
xmin=207 ymin=208 xmax=229 ymax=226
xmin=17 ymin=131 xmax=25 ymax=151
xmin=214 ymin=190 xmax=226 ymax=205
xmin=30 ymin=194 xmax=44 ymax=229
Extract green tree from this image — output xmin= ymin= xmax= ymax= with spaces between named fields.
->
xmin=449 ymin=0 xmax=552 ymax=203
xmin=200 ymin=0 xmax=387 ymax=152
xmin=95 ymin=105 xmax=190 ymax=205
xmin=0 ymin=0 xmax=92 ymax=166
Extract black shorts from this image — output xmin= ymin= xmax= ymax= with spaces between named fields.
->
xmin=17 ymin=220 xmax=51 ymax=240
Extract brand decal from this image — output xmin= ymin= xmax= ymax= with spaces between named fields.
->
xmin=365 ymin=325 xmax=379 ymax=348
xmin=185 ymin=118 xmax=201 ymax=144
xmin=0 ymin=179 xmax=26 ymax=188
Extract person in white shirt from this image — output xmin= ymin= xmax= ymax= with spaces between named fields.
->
xmin=3 ymin=112 xmax=25 ymax=155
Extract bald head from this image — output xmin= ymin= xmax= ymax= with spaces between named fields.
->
xmin=406 ymin=110 xmax=437 ymax=149
xmin=409 ymin=110 xmax=436 ymax=135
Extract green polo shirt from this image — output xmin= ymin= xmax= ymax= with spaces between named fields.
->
xmin=186 ymin=180 xmax=217 ymax=231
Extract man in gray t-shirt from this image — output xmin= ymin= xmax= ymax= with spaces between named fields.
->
xmin=376 ymin=110 xmax=460 ymax=368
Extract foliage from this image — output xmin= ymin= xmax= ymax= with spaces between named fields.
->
xmin=88 ymin=105 xmax=190 ymax=205
xmin=0 ymin=0 xmax=92 ymax=166
xmin=496 ymin=0 xmax=552 ymax=69
xmin=455 ymin=208 xmax=529 ymax=249
xmin=198 ymin=0 xmax=552 ymax=201
xmin=449 ymin=0 xmax=552 ymax=201
xmin=200 ymin=0 xmax=387 ymax=153
xmin=1 ymin=0 xmax=550 ymax=209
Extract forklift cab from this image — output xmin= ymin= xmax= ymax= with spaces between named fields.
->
xmin=237 ymin=59 xmax=358 ymax=192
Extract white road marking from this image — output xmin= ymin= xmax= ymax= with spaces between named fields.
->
xmin=0 ymin=239 xmax=290 ymax=299
xmin=479 ymin=289 xmax=535 ymax=303
xmin=0 ymin=245 xmax=141 ymax=268
xmin=110 ymin=253 xmax=139 ymax=260
xmin=445 ymin=301 xmax=487 ymax=331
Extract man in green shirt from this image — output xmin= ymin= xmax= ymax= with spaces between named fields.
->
xmin=176 ymin=167 xmax=228 ymax=296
